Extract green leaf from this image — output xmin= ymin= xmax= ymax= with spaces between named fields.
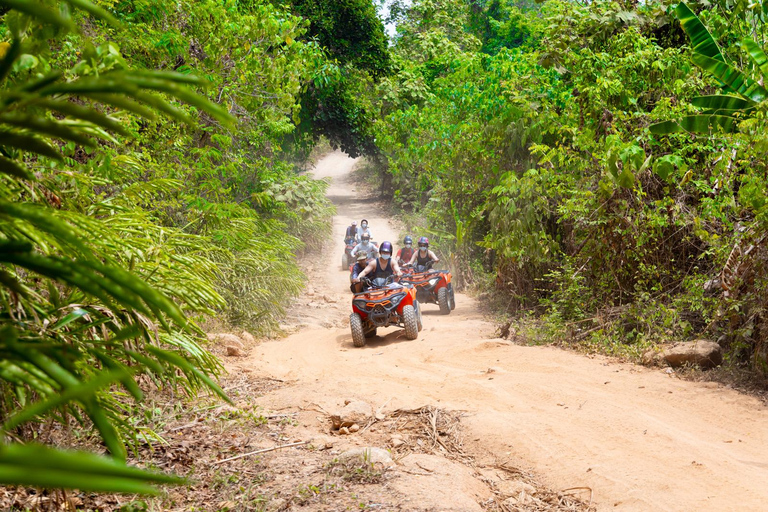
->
xmin=34 ymin=99 xmax=131 ymax=136
xmin=619 ymin=145 xmax=645 ymax=171
xmin=64 ymin=0 xmax=120 ymax=27
xmin=0 ymin=0 xmax=74 ymax=30
xmin=742 ymin=38 xmax=768 ymax=79
xmin=675 ymin=3 xmax=724 ymax=61
xmin=50 ymin=308 xmax=90 ymax=330
xmin=0 ymin=132 xmax=61 ymax=159
xmin=649 ymin=114 xmax=740 ymax=134
xmin=0 ymin=201 xmax=91 ymax=255
xmin=0 ymin=443 xmax=182 ymax=493
xmin=85 ymin=93 xmax=158 ymax=120
xmin=691 ymin=94 xmax=755 ymax=111
xmin=653 ymin=155 xmax=686 ymax=181
xmin=0 ymin=155 xmax=33 ymax=179
xmin=12 ymin=54 xmax=39 ymax=73
xmin=0 ymin=39 xmax=22 ymax=84
xmin=0 ymin=114 xmax=96 ymax=147
xmin=692 ymin=53 xmax=768 ymax=102
xmin=617 ymin=166 xmax=635 ymax=188
xmin=4 ymin=370 xmax=130 ymax=432
xmin=146 ymin=346 xmax=231 ymax=404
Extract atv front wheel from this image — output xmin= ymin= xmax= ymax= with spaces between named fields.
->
xmin=350 ymin=313 xmax=366 ymax=347
xmin=403 ymin=305 xmax=419 ymax=340
xmin=415 ymin=301 xmax=423 ymax=331
xmin=342 ymin=253 xmax=349 ymax=271
xmin=438 ymin=287 xmax=451 ymax=315
xmin=449 ymin=288 xmax=456 ymax=310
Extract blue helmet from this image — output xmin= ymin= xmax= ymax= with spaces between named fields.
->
xmin=379 ymin=241 xmax=393 ymax=254
xmin=404 ymin=235 xmax=413 ymax=245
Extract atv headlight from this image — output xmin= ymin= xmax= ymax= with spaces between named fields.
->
xmin=428 ymin=277 xmax=439 ymax=286
xmin=353 ymin=299 xmax=368 ymax=310
xmin=389 ymin=292 xmax=406 ymax=308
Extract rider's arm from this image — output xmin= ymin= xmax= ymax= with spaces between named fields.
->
xmin=355 ymin=260 xmax=376 ymax=281
xmin=429 ymin=250 xmax=439 ymax=263
xmin=392 ymin=260 xmax=402 ymax=277
xmin=407 ymin=252 xmax=417 ymax=265
xmin=350 ymin=244 xmax=358 ymax=257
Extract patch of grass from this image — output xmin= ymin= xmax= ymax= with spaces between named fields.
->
xmin=326 ymin=454 xmax=384 ymax=484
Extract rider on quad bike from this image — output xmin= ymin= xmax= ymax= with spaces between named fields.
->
xmin=350 ymin=241 xmax=421 ymax=347
xmin=342 ymin=220 xmax=358 ymax=269
xmin=353 ymin=241 xmax=402 ymax=285
xmin=401 ymin=237 xmax=455 ymax=314
xmin=397 ymin=236 xmax=416 ymax=267
xmin=355 ymin=219 xmax=373 ymax=243
xmin=350 ymin=252 xmax=369 ymax=293
xmin=407 ymin=236 xmax=440 ymax=271
xmin=345 ymin=220 xmax=358 ymax=243
xmin=351 ymin=232 xmax=378 ymax=262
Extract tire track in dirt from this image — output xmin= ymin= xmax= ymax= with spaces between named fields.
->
xmin=245 ymin=151 xmax=768 ymax=512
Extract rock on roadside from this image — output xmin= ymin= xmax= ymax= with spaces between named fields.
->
xmin=209 ymin=333 xmax=244 ymax=349
xmin=338 ymin=447 xmax=393 ymax=466
xmin=644 ymin=340 xmax=722 ymax=369
xmin=330 ymin=400 xmax=372 ymax=430
xmin=226 ymin=345 xmax=245 ymax=357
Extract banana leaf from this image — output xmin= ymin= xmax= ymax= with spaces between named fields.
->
xmin=675 ymin=2 xmax=724 ymax=61
xmin=649 ymin=114 xmax=740 ymax=134
xmin=691 ymin=53 xmax=768 ymax=102
xmin=691 ymin=94 xmax=755 ymax=110
xmin=742 ymin=38 xmax=768 ymax=79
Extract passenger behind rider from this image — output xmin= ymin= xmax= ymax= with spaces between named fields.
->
xmin=353 ymin=241 xmax=402 ymax=288
xmin=407 ymin=236 xmax=439 ymax=269
xmin=355 ymin=219 xmax=373 ymax=243
xmin=396 ymin=235 xmax=415 ymax=266
xmin=344 ymin=220 xmax=357 ymax=244
xmin=350 ymin=233 xmax=378 ymax=261
xmin=350 ymin=252 xmax=369 ymax=293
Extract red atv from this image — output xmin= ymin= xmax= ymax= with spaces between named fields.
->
xmin=350 ymin=276 xmax=422 ymax=347
xmin=401 ymin=264 xmax=456 ymax=315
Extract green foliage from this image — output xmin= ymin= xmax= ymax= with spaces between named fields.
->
xmin=0 ymin=0 xmax=338 ymax=495
xmin=374 ymin=0 xmax=768 ymax=374
xmin=651 ymin=3 xmax=768 ymax=135
xmin=277 ymin=0 xmax=391 ymax=77
xmin=0 ymin=0 xmax=236 ymax=493
xmin=273 ymin=0 xmax=391 ymax=157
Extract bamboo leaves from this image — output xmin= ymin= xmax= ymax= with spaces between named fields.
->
xmin=0 ymin=0 xmax=236 ymax=495
xmin=0 ymin=444 xmax=183 ymax=494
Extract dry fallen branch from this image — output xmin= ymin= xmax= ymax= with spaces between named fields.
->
xmin=210 ymin=440 xmax=308 ymax=465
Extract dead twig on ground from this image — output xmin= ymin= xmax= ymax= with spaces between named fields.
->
xmin=211 ymin=440 xmax=309 ymax=465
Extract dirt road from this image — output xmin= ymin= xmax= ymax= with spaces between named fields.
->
xmin=245 ymin=152 xmax=768 ymax=511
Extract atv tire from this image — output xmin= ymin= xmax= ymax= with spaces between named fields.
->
xmin=449 ymin=288 xmax=456 ymax=310
xmin=415 ymin=301 xmax=423 ymax=331
xmin=364 ymin=327 xmax=377 ymax=338
xmin=350 ymin=313 xmax=366 ymax=347
xmin=403 ymin=305 xmax=419 ymax=340
xmin=438 ymin=287 xmax=451 ymax=315
xmin=342 ymin=253 xmax=349 ymax=271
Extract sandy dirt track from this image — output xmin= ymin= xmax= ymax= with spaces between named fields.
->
xmin=245 ymin=152 xmax=768 ymax=512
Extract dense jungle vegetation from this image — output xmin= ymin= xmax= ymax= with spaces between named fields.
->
xmin=373 ymin=0 xmax=768 ymax=375
xmin=2 ymin=0 xmax=768 ymax=497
